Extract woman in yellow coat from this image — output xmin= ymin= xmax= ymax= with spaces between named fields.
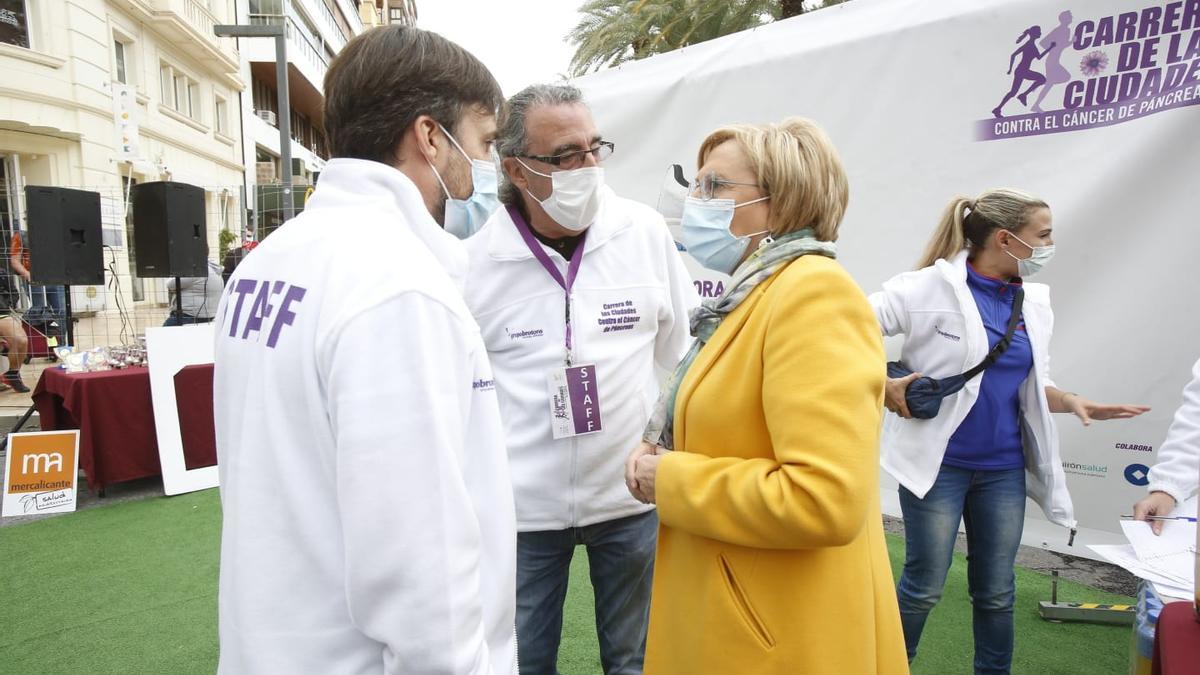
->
xmin=627 ymin=118 xmax=908 ymax=674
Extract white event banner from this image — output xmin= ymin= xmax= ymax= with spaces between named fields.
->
xmin=575 ymin=0 xmax=1200 ymax=558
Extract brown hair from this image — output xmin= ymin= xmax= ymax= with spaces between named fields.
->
xmin=323 ymin=26 xmax=503 ymax=165
xmin=696 ymin=117 xmax=849 ymax=242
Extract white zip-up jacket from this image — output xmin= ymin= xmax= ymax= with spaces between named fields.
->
xmin=1147 ymin=357 xmax=1200 ymax=503
xmin=464 ymin=189 xmax=698 ymax=531
xmin=213 ymin=158 xmax=517 ymax=675
xmin=869 ymin=250 xmax=1075 ymax=529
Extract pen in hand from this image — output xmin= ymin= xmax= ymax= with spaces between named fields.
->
xmin=1120 ymin=515 xmax=1198 ymax=523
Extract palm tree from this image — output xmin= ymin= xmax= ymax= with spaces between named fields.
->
xmin=567 ymin=0 xmax=847 ymax=77
xmin=567 ymin=0 xmax=777 ymax=77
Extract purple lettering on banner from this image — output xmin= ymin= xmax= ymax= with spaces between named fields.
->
xmin=977 ymin=80 xmax=1200 ymax=141
xmin=565 ymin=365 xmax=602 ymax=435
xmin=267 ymin=285 xmax=307 ymax=348
xmin=227 ymin=278 xmax=259 ymax=337
xmin=980 ymin=5 xmax=1200 ymax=143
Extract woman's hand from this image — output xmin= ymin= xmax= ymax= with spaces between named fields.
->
xmin=625 ymin=441 xmax=660 ymax=502
xmin=1132 ymin=491 xmax=1178 ymax=535
xmin=632 ymin=452 xmax=665 ymax=504
xmin=885 ymin=372 xmax=922 ymax=419
xmin=1061 ymin=392 xmax=1150 ymax=426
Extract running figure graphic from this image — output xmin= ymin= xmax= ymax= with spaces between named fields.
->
xmin=1031 ymin=12 xmax=1074 ymax=113
xmin=993 ymin=25 xmax=1057 ymax=118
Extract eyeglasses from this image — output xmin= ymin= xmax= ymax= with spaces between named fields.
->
xmin=689 ymin=172 xmax=762 ymax=201
xmin=521 ymin=141 xmax=615 ymax=170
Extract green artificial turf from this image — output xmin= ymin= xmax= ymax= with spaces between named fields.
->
xmin=0 ymin=489 xmax=1137 ymax=674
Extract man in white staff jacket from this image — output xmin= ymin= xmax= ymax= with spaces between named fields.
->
xmin=459 ymin=84 xmax=697 ymax=675
xmin=213 ymin=27 xmax=517 ymax=675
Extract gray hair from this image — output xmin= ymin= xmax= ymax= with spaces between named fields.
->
xmin=497 ymin=83 xmax=586 ymax=207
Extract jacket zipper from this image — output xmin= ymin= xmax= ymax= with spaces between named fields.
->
xmin=566 ymin=289 xmax=578 ymax=527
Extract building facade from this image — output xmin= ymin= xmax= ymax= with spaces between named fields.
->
xmin=236 ymin=0 xmax=369 ymax=237
xmin=377 ymin=0 xmax=416 ymax=26
xmin=0 ymin=0 xmax=245 ymax=343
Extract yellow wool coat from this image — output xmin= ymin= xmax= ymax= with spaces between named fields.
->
xmin=644 ymin=255 xmax=909 ymax=675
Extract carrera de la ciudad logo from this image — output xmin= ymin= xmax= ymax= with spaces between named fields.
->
xmin=978 ymin=2 xmax=1200 ymax=141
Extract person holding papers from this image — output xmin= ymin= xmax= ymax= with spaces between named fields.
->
xmin=871 ymin=187 xmax=1149 ymax=674
xmin=1133 ymin=356 xmax=1200 ymax=534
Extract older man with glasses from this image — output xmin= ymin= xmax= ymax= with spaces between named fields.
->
xmin=460 ymin=83 xmax=698 ymax=675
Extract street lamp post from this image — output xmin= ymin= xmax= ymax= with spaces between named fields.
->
xmin=214 ymin=23 xmax=295 ymax=222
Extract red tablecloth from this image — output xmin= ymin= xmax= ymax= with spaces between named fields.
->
xmin=1153 ymin=601 xmax=1200 ymax=675
xmin=32 ymin=365 xmax=217 ymax=492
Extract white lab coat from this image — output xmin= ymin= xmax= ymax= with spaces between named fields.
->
xmin=869 ymin=250 xmax=1075 ymax=529
xmin=1147 ymin=357 xmax=1200 ymax=503
xmin=463 ymin=189 xmax=698 ymax=531
xmin=213 ymin=158 xmax=517 ymax=675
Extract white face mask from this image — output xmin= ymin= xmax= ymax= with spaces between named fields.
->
xmin=516 ymin=158 xmax=605 ymax=232
xmin=1004 ymin=232 xmax=1056 ymax=277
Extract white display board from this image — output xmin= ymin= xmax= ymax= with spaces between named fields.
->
xmin=575 ymin=0 xmax=1200 ymax=557
xmin=146 ymin=324 xmax=218 ymax=496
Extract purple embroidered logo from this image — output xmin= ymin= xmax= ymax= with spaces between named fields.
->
xmin=597 ymin=300 xmax=643 ymax=334
xmin=978 ymin=2 xmax=1200 ymax=141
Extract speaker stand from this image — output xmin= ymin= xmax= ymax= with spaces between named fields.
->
xmin=174 ymin=276 xmax=183 ymax=324
xmin=63 ymin=284 xmax=74 ymax=348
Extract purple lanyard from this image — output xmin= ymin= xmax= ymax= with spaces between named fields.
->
xmin=509 ymin=205 xmax=587 ymax=364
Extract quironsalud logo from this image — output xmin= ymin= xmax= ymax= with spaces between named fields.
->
xmin=978 ymin=3 xmax=1200 ymax=141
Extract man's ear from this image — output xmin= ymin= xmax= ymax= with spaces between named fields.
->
xmin=408 ymin=114 xmax=443 ymax=165
xmin=502 ymin=157 xmax=528 ymax=191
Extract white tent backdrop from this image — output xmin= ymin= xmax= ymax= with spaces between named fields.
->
xmin=573 ymin=0 xmax=1200 ymax=558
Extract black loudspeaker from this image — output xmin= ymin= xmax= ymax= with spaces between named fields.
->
xmin=24 ymin=186 xmax=104 ymax=285
xmin=131 ymin=181 xmax=207 ymax=278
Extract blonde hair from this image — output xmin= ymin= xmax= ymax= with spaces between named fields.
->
xmin=696 ymin=117 xmax=849 ymax=242
xmin=916 ymin=188 xmax=1049 ymax=269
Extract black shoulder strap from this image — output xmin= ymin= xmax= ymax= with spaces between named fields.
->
xmin=963 ymin=286 xmax=1025 ymax=381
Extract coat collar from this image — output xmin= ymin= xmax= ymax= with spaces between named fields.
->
xmin=484 ymin=186 xmax=632 ymax=263
xmin=305 ymin=158 xmax=469 ymax=290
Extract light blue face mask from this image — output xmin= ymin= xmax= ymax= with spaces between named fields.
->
xmin=429 ymin=125 xmax=502 ymax=239
xmin=680 ymin=195 xmax=771 ymax=275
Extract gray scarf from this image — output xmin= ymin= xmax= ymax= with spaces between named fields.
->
xmin=644 ymin=229 xmax=837 ymax=449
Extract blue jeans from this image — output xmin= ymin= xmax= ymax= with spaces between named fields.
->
xmin=516 ymin=510 xmax=657 ymax=675
xmin=896 ymin=465 xmax=1026 ymax=675
xmin=27 ymin=284 xmax=65 ymax=321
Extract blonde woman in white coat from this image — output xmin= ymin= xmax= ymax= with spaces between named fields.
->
xmin=870 ymin=188 xmax=1148 ymax=674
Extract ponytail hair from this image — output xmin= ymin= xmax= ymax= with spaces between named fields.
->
xmin=1017 ymin=26 xmax=1035 ymax=42
xmin=917 ymin=197 xmax=972 ymax=270
xmin=916 ymin=188 xmax=1049 ymax=269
